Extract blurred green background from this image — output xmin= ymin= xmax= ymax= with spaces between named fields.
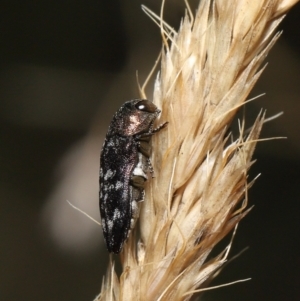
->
xmin=0 ymin=1 xmax=299 ymax=300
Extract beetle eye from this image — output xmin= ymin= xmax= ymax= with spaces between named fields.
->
xmin=135 ymin=99 xmax=157 ymax=113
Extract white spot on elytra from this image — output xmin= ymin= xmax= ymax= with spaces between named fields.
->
xmin=113 ymin=209 xmax=121 ymax=219
xmin=107 ymin=220 xmax=113 ymax=232
xmin=101 ymin=220 xmax=106 ymax=231
xmin=115 ymin=181 xmax=123 ymax=190
xmin=104 ymin=169 xmax=115 ymax=180
xmin=106 ymin=139 xmax=115 ymax=147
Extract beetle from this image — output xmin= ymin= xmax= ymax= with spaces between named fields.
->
xmin=99 ymin=99 xmax=167 ymax=253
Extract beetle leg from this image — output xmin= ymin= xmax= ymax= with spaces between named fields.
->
xmin=152 ymin=121 xmax=168 ymax=133
xmin=130 ymin=175 xmax=146 ymax=189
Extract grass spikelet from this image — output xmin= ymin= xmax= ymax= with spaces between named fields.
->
xmin=96 ymin=0 xmax=298 ymax=300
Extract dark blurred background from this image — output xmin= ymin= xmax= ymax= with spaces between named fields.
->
xmin=0 ymin=1 xmax=299 ymax=300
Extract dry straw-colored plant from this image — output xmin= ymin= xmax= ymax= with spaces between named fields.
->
xmin=96 ymin=0 xmax=298 ymax=300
